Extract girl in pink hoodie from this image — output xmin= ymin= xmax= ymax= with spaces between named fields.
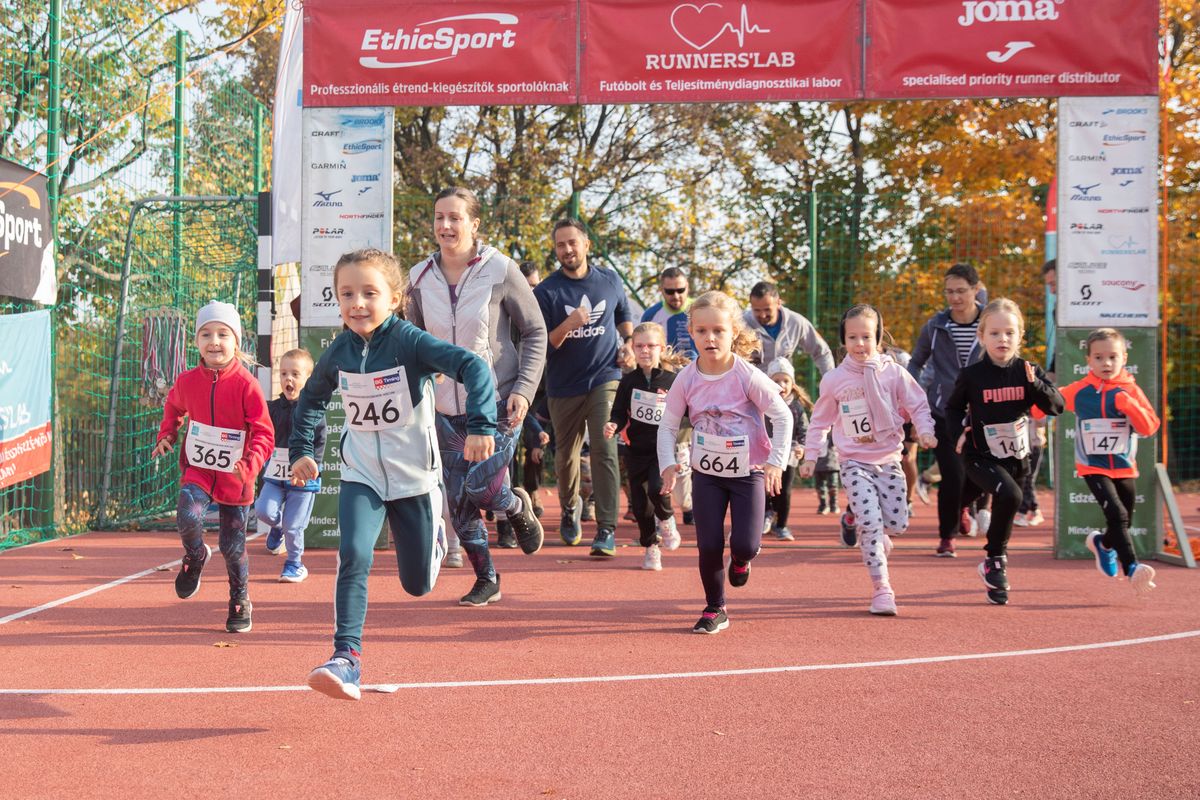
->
xmin=800 ymin=305 xmax=936 ymax=616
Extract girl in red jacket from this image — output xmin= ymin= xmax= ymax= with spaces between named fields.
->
xmin=1057 ymin=328 xmax=1161 ymax=595
xmin=152 ymin=301 xmax=274 ymax=633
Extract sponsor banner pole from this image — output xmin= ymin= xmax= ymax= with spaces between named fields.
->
xmin=1056 ymin=95 xmax=1159 ymax=328
xmin=271 ymin=0 xmax=303 ymax=265
xmin=257 ymin=191 xmax=273 ymax=399
xmin=1053 ymin=327 xmax=1160 ymax=560
xmin=300 ymin=106 xmax=394 ymax=548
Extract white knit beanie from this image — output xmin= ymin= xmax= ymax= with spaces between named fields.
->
xmin=195 ymin=300 xmax=242 ymax=345
xmin=766 ymin=357 xmax=794 ymax=379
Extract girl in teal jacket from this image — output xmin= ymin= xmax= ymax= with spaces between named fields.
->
xmin=289 ymin=248 xmax=496 ymax=701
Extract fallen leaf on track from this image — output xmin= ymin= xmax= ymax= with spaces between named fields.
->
xmin=214 ymin=641 xmax=237 ymax=648
xmin=154 ymin=565 xmax=170 ymax=571
xmin=279 ymin=745 xmax=291 ymax=750
xmin=71 ymin=553 xmax=85 ymax=560
xmin=712 ymin=730 xmax=725 ymax=736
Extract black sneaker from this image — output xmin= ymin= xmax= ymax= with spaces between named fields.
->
xmin=692 ymin=606 xmax=729 ymax=634
xmin=728 ymin=558 xmax=751 ymax=588
xmin=175 ymin=543 xmax=211 ymax=599
xmin=978 ymin=556 xmax=1010 ymax=591
xmin=226 ymin=595 xmax=253 ymax=633
xmin=840 ymin=512 xmax=858 ymax=548
xmin=986 ymin=587 xmax=1009 ymax=605
xmin=506 ymin=487 xmax=544 ymax=554
xmin=682 ymin=510 xmax=694 ymax=526
xmin=459 ymin=574 xmax=501 ymax=606
xmin=496 ymin=520 xmax=518 ymax=549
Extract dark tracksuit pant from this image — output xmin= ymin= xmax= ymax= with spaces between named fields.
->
xmin=625 ymin=451 xmax=673 ymax=547
xmin=692 ymin=470 xmax=764 ymax=608
xmin=1084 ymin=474 xmax=1138 ymax=573
xmin=960 ymin=454 xmax=1027 ymax=558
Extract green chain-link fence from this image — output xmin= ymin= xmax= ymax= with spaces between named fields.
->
xmin=1 ymin=0 xmax=264 ymax=549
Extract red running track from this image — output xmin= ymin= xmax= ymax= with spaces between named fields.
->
xmin=2 ymin=490 xmax=1199 ymax=799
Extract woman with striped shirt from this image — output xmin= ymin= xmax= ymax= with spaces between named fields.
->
xmin=907 ymin=263 xmax=986 ymax=557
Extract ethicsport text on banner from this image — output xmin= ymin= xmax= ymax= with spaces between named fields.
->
xmin=1053 ymin=327 xmax=1159 ymax=561
xmin=0 ymin=157 xmax=56 ymax=305
xmin=0 ymin=310 xmax=53 ymax=490
xmin=300 ymin=106 xmax=395 ymax=328
xmin=1056 ymin=96 xmax=1159 ymax=328
xmin=302 ymin=0 xmax=576 ymax=107
xmin=580 ymin=0 xmax=860 ymax=104
xmin=865 ymin=0 xmax=1159 ymax=99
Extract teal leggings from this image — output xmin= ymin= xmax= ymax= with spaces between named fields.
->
xmin=335 ymin=481 xmax=441 ymax=654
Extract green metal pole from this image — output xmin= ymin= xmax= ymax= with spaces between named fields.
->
xmin=253 ymin=102 xmax=264 ymax=194
xmin=172 ymin=31 xmax=186 ymax=302
xmin=807 ymin=190 xmax=819 ymax=398
xmin=568 ymin=190 xmax=580 ymax=219
xmin=47 ymin=0 xmax=63 ymax=532
xmin=47 ymin=0 xmax=62 ymax=230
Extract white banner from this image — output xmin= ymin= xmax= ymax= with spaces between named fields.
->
xmin=271 ymin=1 xmax=303 ymax=265
xmin=1057 ymin=96 xmax=1158 ymax=328
xmin=300 ymin=107 xmax=394 ymax=327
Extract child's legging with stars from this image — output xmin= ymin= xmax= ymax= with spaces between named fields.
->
xmin=842 ymin=460 xmax=909 ymax=585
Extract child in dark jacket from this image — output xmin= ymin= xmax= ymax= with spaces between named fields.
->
xmin=946 ymin=299 xmax=1063 ymax=605
xmin=604 ymin=322 xmax=688 ymax=570
xmin=762 ymin=357 xmax=809 ymax=541
xmin=255 ymin=348 xmax=326 ymax=583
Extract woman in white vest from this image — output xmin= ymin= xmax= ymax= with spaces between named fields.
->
xmin=407 ymin=187 xmax=548 ymax=607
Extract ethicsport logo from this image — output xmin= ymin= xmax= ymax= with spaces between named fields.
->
xmin=359 ymin=13 xmax=518 ymax=69
xmin=342 ymin=139 xmax=383 ymax=155
xmin=1102 ymin=130 xmax=1149 ymax=146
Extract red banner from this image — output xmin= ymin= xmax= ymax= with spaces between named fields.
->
xmin=0 ymin=423 xmax=51 ymax=491
xmin=581 ymin=0 xmax=860 ymax=104
xmin=866 ymin=0 xmax=1160 ymax=99
xmin=303 ymin=0 xmax=577 ymax=107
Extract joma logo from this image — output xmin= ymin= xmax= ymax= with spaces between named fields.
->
xmin=958 ymin=0 xmax=1061 ymax=26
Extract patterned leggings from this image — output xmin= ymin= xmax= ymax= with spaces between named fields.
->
xmin=177 ymin=482 xmax=250 ymax=599
xmin=841 ymin=461 xmax=909 ymax=585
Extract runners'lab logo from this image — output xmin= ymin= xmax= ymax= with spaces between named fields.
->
xmin=564 ymin=295 xmax=608 ymax=339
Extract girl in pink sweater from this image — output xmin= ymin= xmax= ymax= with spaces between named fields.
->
xmin=800 ymin=305 xmax=936 ymax=616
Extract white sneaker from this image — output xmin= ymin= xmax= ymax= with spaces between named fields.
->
xmin=658 ymin=517 xmax=681 ymax=551
xmin=642 ymin=544 xmax=662 ymax=571
xmin=1129 ymin=563 xmax=1157 ymax=596
xmin=444 ymin=549 xmax=464 ymax=568
xmin=762 ymin=510 xmax=776 ymax=536
xmin=870 ymin=584 xmax=897 ymax=616
xmin=976 ymin=509 xmax=992 ymax=536
xmin=1027 ymin=509 xmax=1044 ymax=526
xmin=1013 ymin=513 xmax=1030 ymax=527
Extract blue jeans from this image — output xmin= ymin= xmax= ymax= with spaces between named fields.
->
xmin=254 ymin=480 xmax=316 ymax=564
xmin=435 ymin=411 xmax=517 ymax=583
xmin=177 ymin=482 xmax=250 ymax=599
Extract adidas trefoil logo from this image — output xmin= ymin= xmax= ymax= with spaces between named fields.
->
xmin=564 ymin=295 xmax=608 ymax=339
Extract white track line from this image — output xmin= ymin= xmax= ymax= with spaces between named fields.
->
xmin=0 ymin=531 xmax=264 ymax=626
xmin=3 ymin=628 xmax=1197 ymax=696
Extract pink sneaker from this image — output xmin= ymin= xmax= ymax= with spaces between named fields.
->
xmin=870 ymin=584 xmax=897 ymax=616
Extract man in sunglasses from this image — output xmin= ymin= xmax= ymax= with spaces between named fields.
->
xmin=640 ymin=267 xmax=696 ymax=359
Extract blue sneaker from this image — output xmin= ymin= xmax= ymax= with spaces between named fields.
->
xmin=560 ymin=496 xmax=583 ymax=546
xmin=589 ymin=527 xmax=616 ymax=557
xmin=1086 ymin=531 xmax=1118 ymax=578
xmin=307 ymin=651 xmax=362 ymax=701
xmin=279 ymin=561 xmax=308 ymax=583
xmin=265 ymin=528 xmax=285 ymax=555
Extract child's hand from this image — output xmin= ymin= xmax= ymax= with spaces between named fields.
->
xmin=530 ymin=447 xmax=543 ymax=464
xmin=918 ymin=433 xmax=937 ymax=449
xmin=955 ymin=427 xmax=969 ymax=454
xmin=660 ymin=464 xmax=679 ymax=495
xmin=464 ymin=434 xmax=495 ymax=462
xmin=1025 ymin=361 xmax=1036 ymax=384
xmin=798 ymin=460 xmax=816 ymax=479
xmin=506 ymin=394 xmax=529 ymax=428
xmin=792 ymin=444 xmax=805 ymax=462
xmin=290 ymin=456 xmax=319 ymax=484
xmin=538 ymin=431 xmax=550 ymax=446
xmin=602 ymin=422 xmax=617 ymax=439
xmin=233 ymin=460 xmax=248 ymax=481
xmin=764 ymin=464 xmax=783 ymax=496
xmin=151 ymin=439 xmax=173 ymax=458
